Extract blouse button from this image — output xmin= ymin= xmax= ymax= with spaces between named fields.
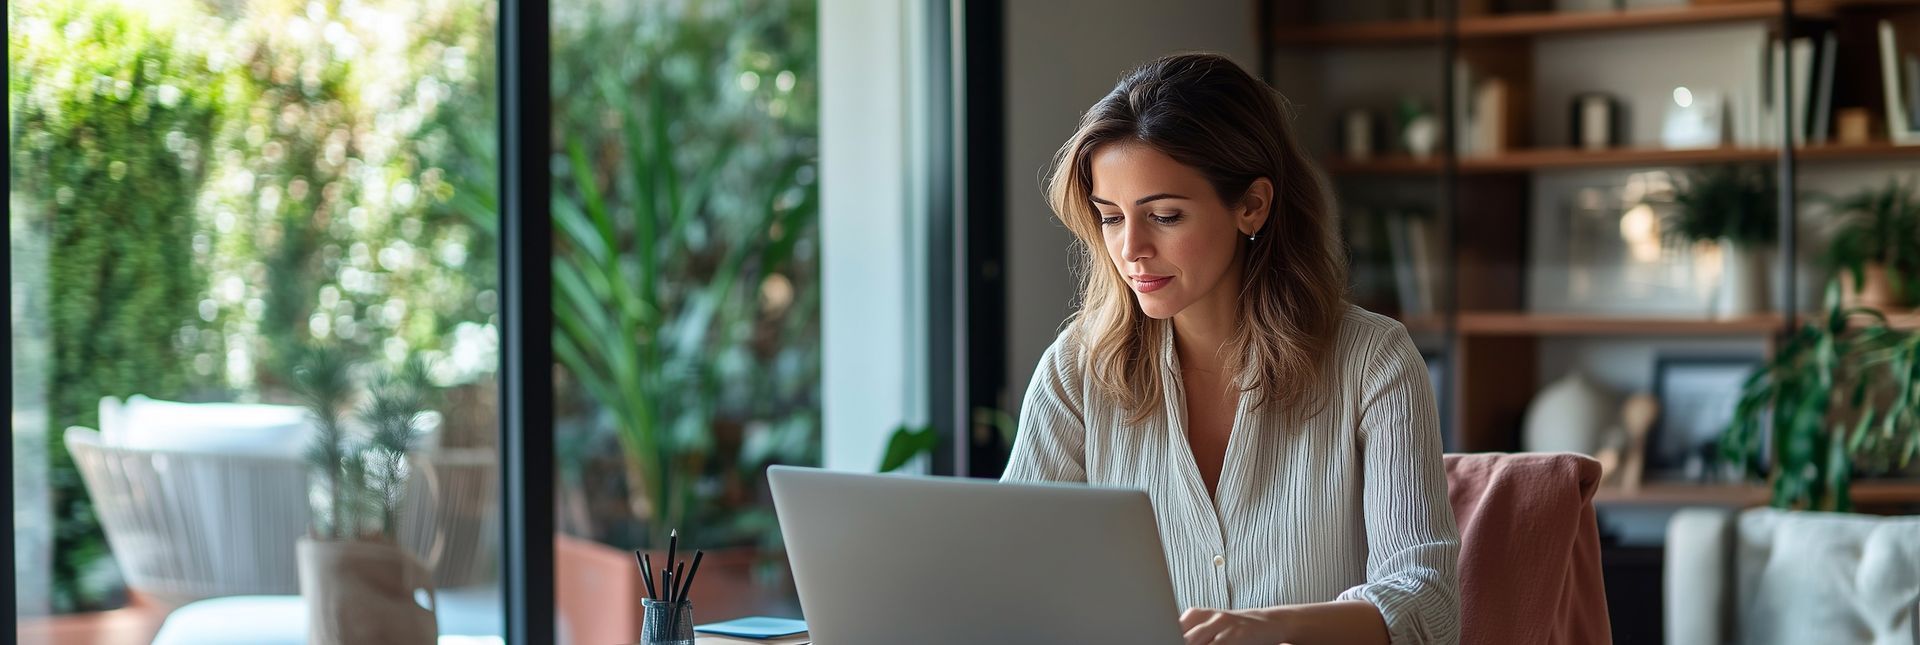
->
xmin=1212 ymin=554 xmax=1225 ymax=568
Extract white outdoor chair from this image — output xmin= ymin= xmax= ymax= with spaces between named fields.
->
xmin=66 ymin=427 xmax=499 ymax=604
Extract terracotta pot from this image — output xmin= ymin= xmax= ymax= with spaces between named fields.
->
xmin=1841 ymin=262 xmax=1905 ymax=311
xmin=554 ymin=534 xmax=796 ymax=645
xmin=297 ymin=538 xmax=437 ymax=645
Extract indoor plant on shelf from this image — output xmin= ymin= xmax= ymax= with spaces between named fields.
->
xmin=1721 ymin=282 xmax=1920 ymax=512
xmin=294 ymin=347 xmax=441 ymax=644
xmin=1819 ymin=176 xmax=1920 ymax=311
xmin=1667 ymin=163 xmax=1779 ymax=318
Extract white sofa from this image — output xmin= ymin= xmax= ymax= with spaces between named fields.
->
xmin=1664 ymin=507 xmax=1920 ymax=645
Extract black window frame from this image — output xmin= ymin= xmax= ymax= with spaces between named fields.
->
xmin=499 ymin=0 xmax=555 ymax=643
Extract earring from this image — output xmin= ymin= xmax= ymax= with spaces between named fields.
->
xmin=1245 ymin=233 xmax=1258 ymax=242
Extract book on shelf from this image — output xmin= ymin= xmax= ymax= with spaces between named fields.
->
xmin=1812 ymin=31 xmax=1836 ymax=145
xmin=1760 ymin=34 xmax=1816 ymax=147
xmin=1747 ymin=29 xmax=1838 ymax=148
xmin=1383 ymin=211 xmax=1442 ymax=318
xmin=1906 ymin=54 xmax=1920 ymax=130
xmin=1451 ymin=57 xmax=1511 ymax=157
xmin=1881 ymin=19 xmax=1920 ymax=145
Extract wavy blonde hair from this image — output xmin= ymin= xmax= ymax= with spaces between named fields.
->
xmin=1046 ymin=52 xmax=1347 ymax=424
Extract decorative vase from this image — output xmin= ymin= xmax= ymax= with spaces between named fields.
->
xmin=297 ymin=538 xmax=438 ymax=645
xmin=1403 ymin=114 xmax=1439 ymax=159
xmin=1841 ymin=262 xmax=1904 ymax=311
xmin=1522 ymin=371 xmax=1616 ymax=456
xmin=1714 ymin=238 xmax=1769 ymax=318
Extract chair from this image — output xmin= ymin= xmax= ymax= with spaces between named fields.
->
xmin=1443 ymin=452 xmax=1613 ymax=645
xmin=66 ymin=427 xmax=498 ymax=604
xmin=1665 ymin=507 xmax=1920 ymax=645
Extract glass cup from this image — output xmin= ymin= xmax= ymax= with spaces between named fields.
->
xmin=641 ymin=598 xmax=694 ymax=645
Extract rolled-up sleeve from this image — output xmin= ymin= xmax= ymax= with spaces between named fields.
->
xmin=1334 ymin=324 xmax=1462 ymax=645
xmin=999 ymin=334 xmax=1088 ymax=484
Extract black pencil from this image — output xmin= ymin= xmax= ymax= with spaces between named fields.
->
xmin=671 ymin=561 xmax=687 ymax=603
xmin=677 ymin=550 xmax=705 ymax=601
xmin=637 ymin=551 xmax=657 ymax=601
xmin=665 ymin=529 xmax=678 ymax=589
xmin=663 ymin=569 xmax=675 ymax=606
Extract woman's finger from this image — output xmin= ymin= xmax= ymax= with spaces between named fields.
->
xmin=1178 ymin=607 xmax=1216 ymax=631
xmin=1183 ymin=612 xmax=1232 ymax=645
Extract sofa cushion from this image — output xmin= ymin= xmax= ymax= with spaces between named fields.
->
xmin=1736 ymin=508 xmax=1920 ymax=645
xmin=99 ymin=395 xmax=312 ymax=458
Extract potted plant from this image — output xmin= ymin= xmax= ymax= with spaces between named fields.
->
xmin=1721 ymin=281 xmax=1920 ymax=512
xmin=1819 ymin=176 xmax=1920 ymax=311
xmin=293 ymin=348 xmax=440 ymax=644
xmin=1667 ymin=163 xmax=1779 ymax=318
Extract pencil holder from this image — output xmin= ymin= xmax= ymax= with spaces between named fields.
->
xmin=640 ymin=598 xmax=694 ymax=645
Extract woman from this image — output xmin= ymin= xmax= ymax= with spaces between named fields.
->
xmin=1000 ymin=52 xmax=1460 ymax=645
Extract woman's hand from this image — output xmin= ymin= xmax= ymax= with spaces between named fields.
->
xmin=1179 ymin=605 xmax=1293 ymax=645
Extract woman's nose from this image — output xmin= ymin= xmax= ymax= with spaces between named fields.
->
xmin=1119 ymin=218 xmax=1152 ymax=262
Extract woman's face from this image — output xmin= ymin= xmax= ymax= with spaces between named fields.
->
xmin=1088 ymin=142 xmax=1266 ymax=322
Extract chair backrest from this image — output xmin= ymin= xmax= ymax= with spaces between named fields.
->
xmin=66 ymin=427 xmax=309 ymax=604
xmin=67 ymin=427 xmax=501 ymax=603
xmin=1444 ymin=452 xmax=1612 ymax=645
xmin=399 ymin=447 xmax=500 ymax=588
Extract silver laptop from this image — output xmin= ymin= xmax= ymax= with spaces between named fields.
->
xmin=767 ymin=465 xmax=1183 ymax=645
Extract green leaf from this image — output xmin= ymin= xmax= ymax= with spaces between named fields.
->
xmin=878 ymin=425 xmax=937 ymax=473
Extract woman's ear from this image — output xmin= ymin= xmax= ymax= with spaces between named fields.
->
xmin=1238 ymin=178 xmax=1274 ymax=237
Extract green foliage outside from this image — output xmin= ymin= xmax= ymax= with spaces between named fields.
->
xmin=9 ymin=1 xmax=223 ymax=611
xmin=545 ymin=0 xmax=822 ymax=552
xmin=11 ymin=0 xmax=824 ymax=610
xmin=10 ymin=0 xmax=498 ymax=611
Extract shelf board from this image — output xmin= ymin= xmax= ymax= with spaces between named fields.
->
xmin=1458 ymin=2 xmax=1780 ymax=39
xmin=1593 ymin=480 xmax=1920 ymax=507
xmin=1270 ymin=19 xmax=1441 ymax=47
xmin=1272 ymin=1 xmax=1919 ymax=47
xmin=1325 ymin=143 xmax=1920 ymax=175
xmin=1456 ymin=312 xmax=1784 ymax=336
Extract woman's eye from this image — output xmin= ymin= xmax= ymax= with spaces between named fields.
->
xmin=1151 ymin=213 xmax=1183 ymax=225
xmin=1098 ymin=214 xmax=1122 ymax=226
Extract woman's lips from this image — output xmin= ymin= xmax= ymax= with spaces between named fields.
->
xmin=1132 ymin=275 xmax=1172 ymax=293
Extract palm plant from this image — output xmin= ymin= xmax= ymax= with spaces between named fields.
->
xmin=1722 ymin=282 xmax=1920 ymax=512
xmin=295 ymin=346 xmax=437 ymax=539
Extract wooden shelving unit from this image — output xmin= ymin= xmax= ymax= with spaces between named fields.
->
xmin=1268 ymin=0 xmax=1920 ymax=459
xmin=1326 ymin=143 xmax=1920 ymax=175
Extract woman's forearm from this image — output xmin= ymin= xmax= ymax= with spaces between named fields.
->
xmin=1271 ymin=600 xmax=1389 ymax=645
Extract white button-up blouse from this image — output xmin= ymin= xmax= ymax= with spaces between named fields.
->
xmin=1001 ymin=305 xmax=1461 ymax=644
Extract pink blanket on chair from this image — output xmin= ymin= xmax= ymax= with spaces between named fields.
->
xmin=1444 ymin=452 xmax=1612 ymax=645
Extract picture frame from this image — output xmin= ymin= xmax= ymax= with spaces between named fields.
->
xmin=1649 ymin=355 xmax=1763 ymax=480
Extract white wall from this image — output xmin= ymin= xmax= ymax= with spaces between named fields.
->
xmin=820 ymin=0 xmax=926 ymax=472
xmin=1002 ymin=0 xmax=1258 ymax=405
